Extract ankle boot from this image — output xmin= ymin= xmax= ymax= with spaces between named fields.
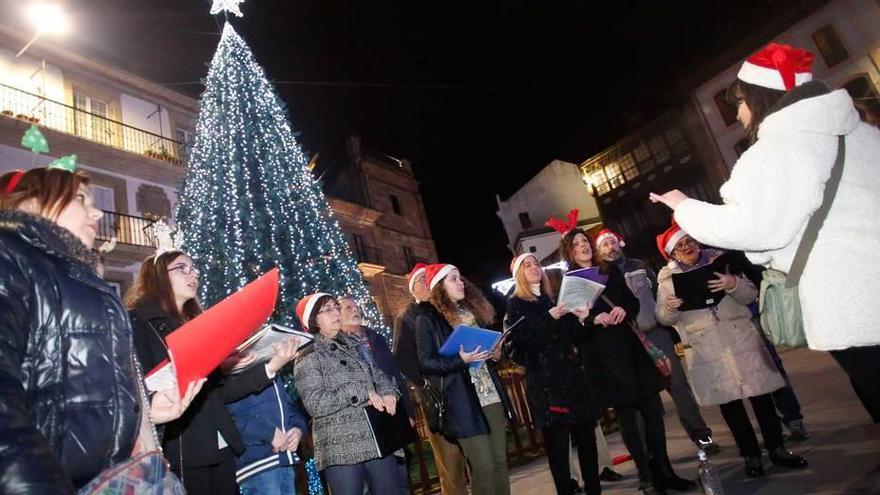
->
xmin=769 ymin=447 xmax=808 ymax=469
xmin=744 ymin=456 xmax=765 ymax=478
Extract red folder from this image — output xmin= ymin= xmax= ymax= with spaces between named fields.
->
xmin=152 ymin=268 xmax=280 ymax=396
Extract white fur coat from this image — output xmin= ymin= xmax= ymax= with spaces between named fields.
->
xmin=675 ymin=89 xmax=880 ymax=351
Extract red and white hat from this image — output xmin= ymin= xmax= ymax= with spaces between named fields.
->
xmin=595 ymin=228 xmax=625 ymax=249
xmin=737 ymin=43 xmax=814 ymax=92
xmin=656 ymin=220 xmax=688 ymax=261
xmin=296 ymin=292 xmax=332 ymax=331
xmin=407 ymin=262 xmax=428 ymax=294
xmin=425 ymin=263 xmax=456 ymax=290
xmin=510 ymin=252 xmax=537 ymax=275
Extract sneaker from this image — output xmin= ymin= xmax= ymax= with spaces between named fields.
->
xmin=769 ymin=447 xmax=808 ymax=469
xmin=785 ymin=420 xmax=810 ymax=442
xmin=598 ymin=467 xmax=623 ymax=482
xmin=745 ymin=456 xmax=765 ymax=478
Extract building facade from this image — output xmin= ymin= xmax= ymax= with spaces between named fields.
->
xmin=0 ymin=26 xmax=437 ymax=325
xmin=495 ymin=159 xmax=601 ymax=260
xmin=577 ymin=106 xmax=726 ymax=263
xmin=692 ymin=0 xmax=880 ymax=170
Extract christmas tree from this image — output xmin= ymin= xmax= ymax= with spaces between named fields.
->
xmin=175 ymin=20 xmax=388 ymax=337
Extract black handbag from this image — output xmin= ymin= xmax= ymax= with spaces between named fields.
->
xmin=420 ymin=329 xmax=446 ymax=433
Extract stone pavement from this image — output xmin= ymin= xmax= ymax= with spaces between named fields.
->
xmin=510 ymin=348 xmax=880 ymax=495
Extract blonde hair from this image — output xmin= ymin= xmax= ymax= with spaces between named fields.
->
xmin=512 ymin=255 xmax=554 ymax=302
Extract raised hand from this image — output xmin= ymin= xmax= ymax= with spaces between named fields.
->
xmin=151 ymin=378 xmax=206 ymax=425
xmin=459 ymin=345 xmax=491 ymax=364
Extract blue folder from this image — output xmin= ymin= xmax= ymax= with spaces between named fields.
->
xmin=439 ymin=325 xmax=502 ymax=364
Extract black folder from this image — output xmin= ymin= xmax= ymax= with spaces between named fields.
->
xmin=363 ymin=405 xmax=416 ymax=457
xmin=671 ymin=252 xmax=735 ymax=311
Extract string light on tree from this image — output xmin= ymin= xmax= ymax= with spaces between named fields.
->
xmin=209 ymin=0 xmax=245 ymax=17
xmin=174 ymin=21 xmax=390 ymax=340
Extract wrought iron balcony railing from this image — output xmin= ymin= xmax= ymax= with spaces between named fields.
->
xmin=97 ymin=211 xmax=157 ymax=248
xmin=0 ymin=82 xmax=188 ymax=166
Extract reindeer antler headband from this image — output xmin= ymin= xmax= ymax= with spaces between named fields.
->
xmin=545 ymin=208 xmax=579 ymax=236
xmin=151 ymin=220 xmax=183 ymax=263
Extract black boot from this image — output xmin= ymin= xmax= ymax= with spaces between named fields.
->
xmin=769 ymin=447 xmax=808 ymax=469
xmin=663 ymin=473 xmax=697 ymax=492
xmin=598 ymin=466 xmax=623 ymax=482
xmin=745 ymin=456 xmax=765 ymax=478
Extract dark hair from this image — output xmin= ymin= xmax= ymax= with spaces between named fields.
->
xmin=0 ymin=168 xmax=90 ymax=219
xmin=307 ymin=295 xmax=337 ymax=334
xmin=559 ymin=228 xmax=600 ymax=270
xmin=429 ymin=273 xmax=495 ymax=327
xmin=124 ymin=250 xmax=203 ymax=324
xmin=727 ymin=79 xmax=786 ymax=143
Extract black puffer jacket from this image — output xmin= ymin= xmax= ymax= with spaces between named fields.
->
xmin=0 ymin=210 xmax=140 ymax=493
xmin=415 ymin=305 xmax=515 ymax=439
xmin=505 ymin=294 xmax=600 ymax=429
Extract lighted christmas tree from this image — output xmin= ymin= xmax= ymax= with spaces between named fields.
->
xmin=175 ymin=20 xmax=388 ymax=337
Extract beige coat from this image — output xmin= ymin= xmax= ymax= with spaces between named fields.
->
xmin=655 ymin=252 xmax=784 ymax=407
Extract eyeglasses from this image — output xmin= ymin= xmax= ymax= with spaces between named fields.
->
xmin=168 ymin=264 xmax=199 ymax=276
xmin=318 ymin=303 xmax=340 ymax=315
xmin=672 ymin=237 xmax=697 ymax=254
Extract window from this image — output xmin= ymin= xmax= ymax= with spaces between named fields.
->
xmin=403 ymin=246 xmax=416 ymax=268
xmin=632 ymin=142 xmax=651 ymax=162
xmin=176 ymin=128 xmax=193 ymax=161
xmin=518 ymin=212 xmax=532 ymax=229
xmin=73 ymin=93 xmax=111 ymax=145
xmin=351 ymin=234 xmax=366 ymax=261
xmin=619 ymin=153 xmax=639 ymax=181
xmin=734 ymin=138 xmax=752 ymax=157
xmin=390 ymin=194 xmax=402 ymax=215
xmin=813 ymin=24 xmax=848 ymax=68
xmin=649 ymin=135 xmax=670 ymax=164
xmin=843 ymin=76 xmax=880 ymax=122
xmin=714 ymin=88 xmax=739 ymax=126
xmin=91 ymin=185 xmax=116 ymax=212
xmin=604 ymin=161 xmax=624 ymax=188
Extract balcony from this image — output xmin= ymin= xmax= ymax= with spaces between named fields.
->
xmin=0 ymin=82 xmax=187 ymax=166
xmin=97 ymin=211 xmax=157 ymax=248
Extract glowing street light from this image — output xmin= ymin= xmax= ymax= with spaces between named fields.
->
xmin=16 ymin=3 xmax=69 ymax=58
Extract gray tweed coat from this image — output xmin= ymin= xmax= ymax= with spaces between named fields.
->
xmin=293 ymin=332 xmax=399 ymax=470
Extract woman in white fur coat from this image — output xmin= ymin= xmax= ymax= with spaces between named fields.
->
xmin=651 ymin=43 xmax=880 ymax=424
xmin=654 ymin=223 xmax=805 ymax=478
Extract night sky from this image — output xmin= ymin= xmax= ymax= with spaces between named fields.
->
xmin=1 ymin=0 xmax=822 ymax=284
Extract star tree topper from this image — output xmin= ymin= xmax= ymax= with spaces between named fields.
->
xmin=210 ymin=0 xmax=245 ymax=17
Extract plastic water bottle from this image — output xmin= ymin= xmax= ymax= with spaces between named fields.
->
xmin=698 ymin=439 xmax=725 ymax=495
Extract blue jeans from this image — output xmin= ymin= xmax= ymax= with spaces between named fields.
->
xmin=323 ymin=455 xmax=406 ymax=495
xmin=239 ymin=466 xmax=296 ymax=495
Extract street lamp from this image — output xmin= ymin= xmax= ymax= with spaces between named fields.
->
xmin=16 ymin=2 xmax=69 ymax=58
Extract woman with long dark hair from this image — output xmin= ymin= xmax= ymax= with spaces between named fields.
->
xmin=416 ymin=263 xmax=515 ymax=495
xmin=559 ymin=228 xmax=693 ymax=495
xmin=0 ymin=167 xmax=199 ymax=493
xmin=292 ymin=293 xmax=406 ymax=495
xmin=651 ymin=42 xmax=880 ymax=424
xmin=505 ymin=253 xmax=600 ymax=495
xmin=126 ymin=251 xmax=297 ymax=494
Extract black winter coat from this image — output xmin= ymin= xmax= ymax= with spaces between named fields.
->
xmin=0 ymin=210 xmax=140 ymax=493
xmin=584 ymin=266 xmax=665 ymax=408
xmin=415 ymin=306 xmax=514 ymax=439
xmin=130 ymin=301 xmax=271 ymax=475
xmin=505 ymin=295 xmax=600 ymax=429
xmin=392 ymin=301 xmax=433 ymax=386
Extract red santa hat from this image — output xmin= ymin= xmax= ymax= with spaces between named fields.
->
xmin=296 ymin=292 xmax=333 ymax=331
xmin=425 ymin=263 xmax=456 ymax=291
xmin=737 ymin=43 xmax=814 ymax=91
xmin=545 ymin=208 xmax=579 ymax=236
xmin=655 ymin=220 xmax=688 ymax=261
xmin=595 ymin=228 xmax=625 ymax=249
xmin=406 ymin=262 xmax=428 ymax=294
xmin=510 ymin=252 xmax=537 ymax=276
